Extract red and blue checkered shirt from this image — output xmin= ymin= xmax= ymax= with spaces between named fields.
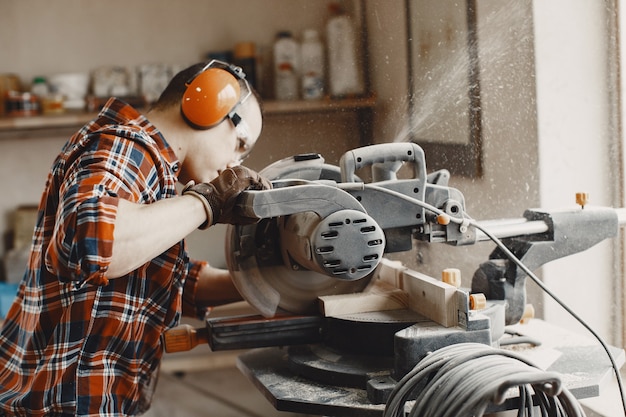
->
xmin=0 ymin=98 xmax=206 ymax=416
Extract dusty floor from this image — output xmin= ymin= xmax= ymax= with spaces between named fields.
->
xmin=144 ymin=365 xmax=308 ymax=417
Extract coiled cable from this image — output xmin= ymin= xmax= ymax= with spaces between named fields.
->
xmin=384 ymin=343 xmax=586 ymax=417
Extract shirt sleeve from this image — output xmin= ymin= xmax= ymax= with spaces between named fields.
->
xmin=44 ymin=133 xmax=152 ymax=287
xmin=182 ymin=259 xmax=211 ymax=318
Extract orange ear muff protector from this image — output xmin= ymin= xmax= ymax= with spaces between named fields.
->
xmin=181 ymin=62 xmax=243 ymax=130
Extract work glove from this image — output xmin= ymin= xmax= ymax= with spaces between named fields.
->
xmin=183 ymin=166 xmax=272 ymax=229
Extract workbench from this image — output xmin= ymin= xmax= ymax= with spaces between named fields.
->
xmin=235 ymin=319 xmax=624 ymax=416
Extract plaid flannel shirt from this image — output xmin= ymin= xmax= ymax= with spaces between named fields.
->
xmin=0 ymin=98 xmax=205 ymax=416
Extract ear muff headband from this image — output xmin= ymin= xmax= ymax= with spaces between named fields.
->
xmin=181 ymin=67 xmax=241 ymax=130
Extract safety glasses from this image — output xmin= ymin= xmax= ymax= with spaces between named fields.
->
xmin=234 ymin=118 xmax=253 ymax=164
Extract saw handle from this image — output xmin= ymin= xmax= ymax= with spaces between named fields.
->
xmin=163 ymin=324 xmax=209 ymax=353
xmin=339 ymin=143 xmax=427 ymax=183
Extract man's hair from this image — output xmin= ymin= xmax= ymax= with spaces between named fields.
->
xmin=152 ymin=63 xmax=203 ymax=110
xmin=151 ymin=62 xmax=263 ymax=114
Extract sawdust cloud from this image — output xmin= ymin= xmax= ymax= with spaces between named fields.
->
xmin=394 ymin=2 xmax=534 ymax=146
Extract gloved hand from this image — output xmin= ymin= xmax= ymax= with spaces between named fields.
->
xmin=183 ymin=166 xmax=272 ymax=228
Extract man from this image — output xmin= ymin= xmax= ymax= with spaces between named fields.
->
xmin=0 ymin=61 xmax=271 ymax=416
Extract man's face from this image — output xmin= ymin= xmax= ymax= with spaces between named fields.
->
xmin=180 ymin=96 xmax=262 ymax=184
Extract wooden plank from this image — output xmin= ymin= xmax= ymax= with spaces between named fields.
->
xmin=373 ymin=258 xmax=405 ymax=288
xmin=373 ymin=258 xmax=458 ymax=327
xmin=318 ymin=281 xmax=408 ymax=317
xmin=401 ymin=268 xmax=458 ymax=327
xmin=161 ymin=350 xmax=241 ymax=374
xmin=318 ymin=259 xmax=459 ymax=326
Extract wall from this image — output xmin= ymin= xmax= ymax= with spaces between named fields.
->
xmin=533 ymin=0 xmax=620 ymax=342
xmin=1 ymin=0 xmax=348 ymax=90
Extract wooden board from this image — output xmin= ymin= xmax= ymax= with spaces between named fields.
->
xmin=318 ymin=281 xmax=408 ymax=316
xmin=400 ymin=268 xmax=458 ymax=327
xmin=318 ymin=258 xmax=459 ymax=327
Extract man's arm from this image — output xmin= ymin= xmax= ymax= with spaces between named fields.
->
xmin=194 ymin=263 xmax=243 ymax=306
xmin=108 ymin=166 xmax=271 ymax=279
xmin=108 ymin=195 xmax=206 ymax=278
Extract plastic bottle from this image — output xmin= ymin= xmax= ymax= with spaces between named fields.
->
xmin=30 ymin=76 xmax=49 ymax=98
xmin=326 ymin=3 xmax=365 ymax=97
xmin=273 ymin=31 xmax=300 ymax=100
xmin=300 ymin=29 xmax=325 ymax=100
xmin=31 ymin=77 xmax=64 ymax=115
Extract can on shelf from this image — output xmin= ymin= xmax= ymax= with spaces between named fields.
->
xmin=5 ymin=91 xmax=40 ymax=117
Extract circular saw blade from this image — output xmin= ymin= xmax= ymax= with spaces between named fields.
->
xmin=226 ymin=222 xmax=372 ymax=317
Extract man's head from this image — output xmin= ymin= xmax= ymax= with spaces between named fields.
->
xmin=152 ymin=61 xmax=263 ymax=184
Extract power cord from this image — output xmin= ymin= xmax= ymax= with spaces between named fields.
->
xmin=359 ymin=183 xmax=626 ymax=416
xmin=383 ymin=343 xmax=585 ymax=417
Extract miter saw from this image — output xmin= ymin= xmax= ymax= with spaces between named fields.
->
xmin=165 ymin=142 xmax=626 ymax=416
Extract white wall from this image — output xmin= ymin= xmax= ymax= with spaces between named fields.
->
xmin=532 ymin=0 xmax=619 ymax=342
xmin=0 ymin=0 xmax=344 ymax=88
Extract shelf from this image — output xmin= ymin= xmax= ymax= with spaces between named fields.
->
xmin=0 ymin=96 xmax=377 ymax=135
xmin=263 ymin=95 xmax=376 ymax=114
xmin=0 ymin=111 xmax=98 ymax=133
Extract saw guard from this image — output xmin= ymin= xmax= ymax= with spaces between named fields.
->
xmin=225 ymin=154 xmax=373 ymax=317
